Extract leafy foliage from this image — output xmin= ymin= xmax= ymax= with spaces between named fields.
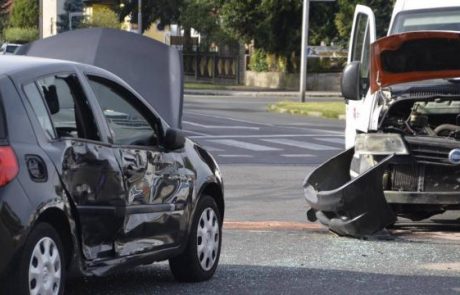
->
xmin=119 ymin=0 xmax=183 ymax=32
xmin=249 ymin=49 xmax=269 ymax=72
xmin=9 ymin=0 xmax=38 ymax=28
xmin=4 ymin=26 xmax=38 ymax=43
xmin=82 ymin=7 xmax=121 ymax=29
xmin=57 ymin=0 xmax=84 ymax=32
xmin=0 ymin=0 xmax=13 ymax=40
xmin=221 ymin=0 xmax=303 ymax=58
xmin=335 ymin=0 xmax=396 ymax=39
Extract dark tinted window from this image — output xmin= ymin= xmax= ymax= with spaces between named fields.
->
xmin=30 ymin=74 xmax=100 ymax=140
xmin=87 ymin=76 xmax=158 ymax=146
xmin=23 ymin=83 xmax=56 ymax=139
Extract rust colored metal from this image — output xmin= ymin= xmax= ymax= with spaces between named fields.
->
xmin=370 ymin=31 xmax=460 ymax=93
xmin=224 ymin=221 xmax=323 ymax=231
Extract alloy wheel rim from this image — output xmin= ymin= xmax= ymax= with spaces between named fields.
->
xmin=29 ymin=237 xmax=62 ymax=295
xmin=196 ymin=207 xmax=220 ymax=271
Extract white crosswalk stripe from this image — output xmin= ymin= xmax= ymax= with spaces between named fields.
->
xmin=315 ymin=137 xmax=345 ymax=145
xmin=261 ymin=138 xmax=341 ymax=151
xmin=207 ymin=139 xmax=281 ymax=151
xmin=281 ymin=154 xmax=314 ymax=158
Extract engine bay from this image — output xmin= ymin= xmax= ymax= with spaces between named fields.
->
xmin=380 ymin=95 xmax=460 ymax=140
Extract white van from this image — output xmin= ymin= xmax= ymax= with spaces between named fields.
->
xmin=304 ymin=0 xmax=460 ymax=237
xmin=346 ymin=0 xmax=460 ymax=147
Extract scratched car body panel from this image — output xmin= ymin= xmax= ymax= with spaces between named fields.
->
xmin=304 ymin=32 xmax=460 ymax=238
xmin=0 ymin=45 xmax=223 ymax=292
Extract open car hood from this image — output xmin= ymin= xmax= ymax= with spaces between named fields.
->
xmin=16 ymin=28 xmax=183 ymax=129
xmin=370 ymin=31 xmax=460 ymax=93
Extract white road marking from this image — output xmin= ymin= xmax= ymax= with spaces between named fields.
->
xmin=204 ymin=146 xmax=224 ymax=152
xmin=185 ymin=111 xmax=274 ymax=127
xmin=190 ymin=134 xmax=344 ymax=139
xmin=208 ymin=139 xmax=281 ymax=151
xmin=218 ymin=154 xmax=253 ymax=158
xmin=183 ymin=120 xmax=260 ymax=130
xmin=261 ymin=138 xmax=340 ymax=151
xmin=182 ymin=129 xmax=210 ymax=136
xmin=315 ymin=137 xmax=345 ymax=145
xmin=281 ymin=154 xmax=314 ymax=158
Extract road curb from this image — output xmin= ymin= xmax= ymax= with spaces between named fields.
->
xmin=185 ymin=89 xmax=342 ymax=98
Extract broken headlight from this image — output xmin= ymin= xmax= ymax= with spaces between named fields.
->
xmin=355 ymin=133 xmax=409 ymax=155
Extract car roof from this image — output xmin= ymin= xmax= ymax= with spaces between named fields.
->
xmin=0 ymin=55 xmax=75 ymax=76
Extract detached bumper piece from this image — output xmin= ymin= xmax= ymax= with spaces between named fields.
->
xmin=303 ymin=148 xmax=396 ymax=238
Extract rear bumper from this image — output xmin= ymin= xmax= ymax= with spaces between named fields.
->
xmin=0 ymin=180 xmax=32 ymax=276
xmin=303 ymin=148 xmax=396 ymax=237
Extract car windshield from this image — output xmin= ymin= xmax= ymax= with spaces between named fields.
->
xmin=391 ymin=8 xmax=460 ymax=34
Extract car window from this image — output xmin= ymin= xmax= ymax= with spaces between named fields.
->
xmin=392 ymin=8 xmax=460 ymax=34
xmin=87 ymin=75 xmax=159 ymax=147
xmin=351 ymin=13 xmax=371 ymax=91
xmin=5 ymin=45 xmax=17 ymax=53
xmin=23 ymin=83 xmax=56 ymax=139
xmin=25 ymin=74 xmax=100 ymax=141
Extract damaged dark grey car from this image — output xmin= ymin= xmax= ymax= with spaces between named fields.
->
xmin=304 ymin=32 xmax=460 ymax=238
xmin=0 ymin=29 xmax=224 ymax=294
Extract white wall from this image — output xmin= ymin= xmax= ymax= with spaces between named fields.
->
xmin=40 ymin=0 xmax=64 ymax=39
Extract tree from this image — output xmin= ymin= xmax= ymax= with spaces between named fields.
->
xmin=221 ymin=0 xmax=303 ymax=58
xmin=179 ymin=0 xmax=236 ymax=50
xmin=82 ymin=7 xmax=121 ymax=29
xmin=57 ymin=0 xmax=84 ymax=32
xmin=119 ymin=0 xmax=183 ymax=33
xmin=309 ymin=2 xmax=339 ymax=45
xmin=335 ymin=0 xmax=396 ymax=40
xmin=0 ymin=0 xmax=13 ymax=39
xmin=9 ymin=0 xmax=38 ymax=28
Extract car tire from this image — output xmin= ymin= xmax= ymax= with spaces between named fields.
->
xmin=169 ymin=195 xmax=222 ymax=282
xmin=6 ymin=223 xmax=66 ymax=295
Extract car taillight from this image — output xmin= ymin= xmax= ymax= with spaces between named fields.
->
xmin=0 ymin=146 xmax=18 ymax=187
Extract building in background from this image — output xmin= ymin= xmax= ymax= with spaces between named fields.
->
xmin=39 ymin=0 xmax=64 ymax=38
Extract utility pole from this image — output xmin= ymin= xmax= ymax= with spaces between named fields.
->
xmin=138 ymin=0 xmax=142 ymax=34
xmin=299 ymin=0 xmax=336 ymax=102
xmin=299 ymin=0 xmax=310 ymax=103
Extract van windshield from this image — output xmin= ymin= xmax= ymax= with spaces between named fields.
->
xmin=391 ymin=8 xmax=460 ymax=34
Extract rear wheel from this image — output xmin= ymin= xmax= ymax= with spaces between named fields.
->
xmin=169 ymin=195 xmax=222 ymax=282
xmin=7 ymin=223 xmax=65 ymax=295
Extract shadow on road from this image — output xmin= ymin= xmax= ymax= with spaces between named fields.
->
xmin=66 ymin=264 xmax=460 ymax=295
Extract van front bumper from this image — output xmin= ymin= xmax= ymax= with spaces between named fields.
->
xmin=303 ymin=148 xmax=396 ymax=237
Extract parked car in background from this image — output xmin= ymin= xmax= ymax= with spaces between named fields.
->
xmin=0 ymin=54 xmax=224 ymax=294
xmin=0 ymin=43 xmax=21 ymax=55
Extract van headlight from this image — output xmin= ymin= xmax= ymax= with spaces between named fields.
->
xmin=355 ymin=133 xmax=409 ymax=155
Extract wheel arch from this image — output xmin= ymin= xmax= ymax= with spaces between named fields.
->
xmin=35 ymin=207 xmax=74 ymax=270
xmin=199 ymin=182 xmax=225 ymax=221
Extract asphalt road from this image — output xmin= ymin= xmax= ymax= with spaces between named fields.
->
xmin=66 ymin=95 xmax=460 ymax=295
xmin=182 ymin=95 xmax=345 ymax=165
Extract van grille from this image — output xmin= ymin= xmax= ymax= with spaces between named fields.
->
xmin=405 ymin=136 xmax=459 ymax=166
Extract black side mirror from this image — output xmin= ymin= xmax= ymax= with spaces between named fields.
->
xmin=341 ymin=61 xmax=362 ymax=101
xmin=164 ymin=128 xmax=186 ymax=150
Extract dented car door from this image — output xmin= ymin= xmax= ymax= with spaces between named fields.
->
xmin=86 ymin=75 xmax=193 ymax=256
xmin=22 ymin=73 xmax=126 ymax=260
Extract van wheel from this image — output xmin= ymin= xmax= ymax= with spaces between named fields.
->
xmin=9 ymin=223 xmax=66 ymax=295
xmin=169 ymin=195 xmax=222 ymax=282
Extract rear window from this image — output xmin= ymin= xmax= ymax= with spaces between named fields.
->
xmin=392 ymin=8 xmax=460 ymax=34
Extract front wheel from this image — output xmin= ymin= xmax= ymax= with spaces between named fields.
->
xmin=5 ymin=223 xmax=66 ymax=295
xmin=169 ymin=195 xmax=222 ymax=282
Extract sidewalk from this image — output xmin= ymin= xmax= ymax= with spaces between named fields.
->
xmin=184 ymin=88 xmax=342 ymax=98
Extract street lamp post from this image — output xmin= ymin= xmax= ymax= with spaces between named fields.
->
xmin=138 ymin=0 xmax=142 ymax=34
xmin=299 ymin=0 xmax=336 ymax=102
